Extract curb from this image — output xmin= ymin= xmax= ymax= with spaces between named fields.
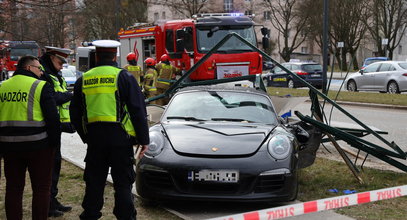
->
xmin=334 ymin=100 xmax=407 ymax=110
xmin=304 ymin=99 xmax=407 ymax=110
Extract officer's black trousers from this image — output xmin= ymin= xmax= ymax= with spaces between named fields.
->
xmin=50 ymin=143 xmax=62 ymax=209
xmin=80 ymin=144 xmax=136 ymax=220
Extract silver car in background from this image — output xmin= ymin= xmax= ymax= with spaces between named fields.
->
xmin=345 ymin=61 xmax=407 ymax=94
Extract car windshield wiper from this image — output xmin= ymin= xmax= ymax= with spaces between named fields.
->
xmin=166 ymin=116 xmax=206 ymax=121
xmin=211 ymin=118 xmax=254 ymax=123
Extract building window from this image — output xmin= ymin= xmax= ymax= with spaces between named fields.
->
xmin=224 ymin=0 xmax=233 ymax=12
xmin=154 ymin=12 xmax=159 ymax=21
xmin=301 ymin=47 xmax=308 ymax=53
xmin=162 ymin=11 xmax=166 ymax=19
xmin=263 ymin=11 xmax=271 ymax=20
xmin=245 ymin=10 xmax=252 ymax=16
xmin=399 ymin=45 xmax=403 ymax=54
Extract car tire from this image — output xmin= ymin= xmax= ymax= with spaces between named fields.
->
xmin=387 ymin=81 xmax=400 ymax=94
xmin=287 ymin=79 xmax=294 ymax=88
xmin=347 ymin=80 xmax=357 ymax=92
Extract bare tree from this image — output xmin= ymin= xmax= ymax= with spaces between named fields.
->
xmin=0 ymin=0 xmax=80 ymax=48
xmin=329 ymin=0 xmax=369 ymax=70
xmin=263 ymin=0 xmax=312 ymax=62
xmin=303 ymin=0 xmax=368 ymax=70
xmin=364 ymin=0 xmax=407 ymax=59
xmin=152 ymin=0 xmax=209 ymax=18
xmin=81 ymin=0 xmax=147 ymax=40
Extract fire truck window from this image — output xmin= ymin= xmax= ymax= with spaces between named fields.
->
xmin=184 ymin=28 xmax=193 ymax=52
xmin=166 ymin=29 xmax=174 ymax=52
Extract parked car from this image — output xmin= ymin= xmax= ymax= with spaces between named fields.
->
xmin=136 ymin=85 xmax=321 ymax=203
xmin=61 ymin=68 xmax=77 ymax=90
xmin=262 ymin=60 xmax=275 ymax=71
xmin=362 ymin=57 xmax=389 ymax=69
xmin=265 ymin=62 xmax=323 ymax=89
xmin=345 ymin=61 xmax=407 ymax=94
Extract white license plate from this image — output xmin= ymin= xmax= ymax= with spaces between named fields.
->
xmin=188 ymin=170 xmax=239 ymax=183
xmin=311 ymin=74 xmax=320 ymax=77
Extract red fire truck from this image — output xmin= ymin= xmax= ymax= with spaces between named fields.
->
xmin=118 ymin=13 xmax=269 ymax=81
xmin=0 ymin=41 xmax=41 ymax=81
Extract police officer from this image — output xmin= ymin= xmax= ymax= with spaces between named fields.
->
xmin=39 ymin=46 xmax=74 ymax=217
xmin=142 ymin=57 xmax=158 ymax=104
xmin=155 ymin=54 xmax=180 ymax=105
xmin=123 ymin=52 xmax=143 ymax=85
xmin=0 ymin=55 xmax=60 ymax=220
xmin=69 ymin=40 xmax=149 ymax=220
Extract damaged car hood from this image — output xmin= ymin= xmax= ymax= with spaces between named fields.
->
xmin=162 ymin=122 xmax=275 ymax=156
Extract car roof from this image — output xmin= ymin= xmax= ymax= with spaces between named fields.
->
xmin=177 ymin=85 xmax=269 ymax=96
xmin=282 ymin=62 xmax=320 ymax=65
xmin=365 ymin=57 xmax=388 ymax=61
xmin=369 ymin=60 xmax=406 ymax=65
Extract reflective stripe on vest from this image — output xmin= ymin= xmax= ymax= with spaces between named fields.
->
xmin=50 ymin=74 xmax=71 ymax=123
xmin=0 ymin=75 xmax=48 ymax=142
xmin=82 ymin=66 xmax=136 ymax=137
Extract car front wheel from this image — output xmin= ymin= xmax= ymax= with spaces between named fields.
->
xmin=347 ymin=80 xmax=357 ymax=92
xmin=387 ymin=81 xmax=400 ymax=94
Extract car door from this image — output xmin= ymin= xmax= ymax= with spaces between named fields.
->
xmin=374 ymin=63 xmax=394 ymax=90
xmin=358 ymin=63 xmax=380 ymax=90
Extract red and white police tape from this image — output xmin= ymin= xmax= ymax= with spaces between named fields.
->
xmin=207 ymin=185 xmax=407 ymax=220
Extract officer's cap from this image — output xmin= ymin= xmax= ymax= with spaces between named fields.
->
xmin=93 ymin=40 xmax=121 ymax=53
xmin=45 ymin=46 xmax=72 ymax=64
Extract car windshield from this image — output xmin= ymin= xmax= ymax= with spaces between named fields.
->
xmin=365 ymin=59 xmax=385 ymax=66
xmin=302 ymin=64 xmax=322 ymax=72
xmin=61 ymin=69 xmax=76 ymax=77
xmin=197 ymin=26 xmax=256 ymax=53
xmin=163 ymin=91 xmax=278 ymax=124
xmin=10 ymin=48 xmax=38 ymax=61
xmin=398 ymin=62 xmax=407 ymax=70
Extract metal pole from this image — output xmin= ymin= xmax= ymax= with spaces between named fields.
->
xmin=322 ymin=0 xmax=329 ymax=94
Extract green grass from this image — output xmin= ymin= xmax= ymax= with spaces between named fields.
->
xmin=267 ymin=87 xmax=407 ymax=106
xmin=299 ymin=157 xmax=407 ymax=219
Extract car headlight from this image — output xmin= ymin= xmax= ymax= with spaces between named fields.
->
xmin=146 ymin=130 xmax=165 ymax=157
xmin=267 ymin=135 xmax=292 ymax=160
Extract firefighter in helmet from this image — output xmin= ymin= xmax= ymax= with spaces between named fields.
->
xmin=155 ymin=54 xmax=180 ymax=105
xmin=142 ymin=57 xmax=158 ymax=104
xmin=123 ymin=52 xmax=143 ymax=85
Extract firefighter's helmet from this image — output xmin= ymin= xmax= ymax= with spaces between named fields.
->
xmin=144 ymin=57 xmax=156 ymax=66
xmin=160 ymin=54 xmax=169 ymax=62
xmin=127 ymin=52 xmax=137 ymax=61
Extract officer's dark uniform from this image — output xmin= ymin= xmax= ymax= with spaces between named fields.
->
xmin=0 ymin=66 xmax=61 ymax=219
xmin=70 ymin=54 xmax=149 ymax=219
xmin=39 ymin=52 xmax=74 ymax=215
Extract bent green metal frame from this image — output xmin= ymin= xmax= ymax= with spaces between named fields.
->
xmin=145 ymin=32 xmax=407 ymax=172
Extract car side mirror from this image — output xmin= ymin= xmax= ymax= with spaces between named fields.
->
xmin=359 ymin=69 xmax=364 ymax=75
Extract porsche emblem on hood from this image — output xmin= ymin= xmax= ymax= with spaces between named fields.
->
xmin=211 ymin=147 xmax=219 ymax=152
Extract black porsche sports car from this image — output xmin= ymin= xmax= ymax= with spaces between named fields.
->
xmin=136 ymin=85 xmax=320 ymax=202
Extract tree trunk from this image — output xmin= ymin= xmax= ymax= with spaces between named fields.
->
xmin=340 ymin=51 xmax=347 ymax=71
